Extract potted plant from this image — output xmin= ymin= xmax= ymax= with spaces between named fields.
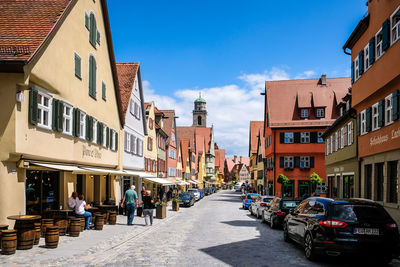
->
xmin=156 ymin=200 xmax=167 ymax=219
xmin=277 ymin=173 xmax=289 ymax=198
xmin=310 ymin=172 xmax=322 ymax=194
xmin=172 ymin=197 xmax=180 ymax=211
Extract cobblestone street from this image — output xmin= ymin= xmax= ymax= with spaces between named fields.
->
xmin=1 ymin=190 xmax=400 ymax=266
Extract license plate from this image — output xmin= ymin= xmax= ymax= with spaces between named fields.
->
xmin=353 ymin=228 xmax=379 ymax=235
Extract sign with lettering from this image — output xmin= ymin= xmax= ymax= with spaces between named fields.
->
xmin=82 ymin=145 xmax=102 ymax=159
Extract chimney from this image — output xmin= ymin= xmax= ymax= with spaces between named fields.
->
xmin=319 ymin=74 xmax=327 ymax=86
xmin=240 ymin=156 xmax=242 ymax=163
xmin=233 ymin=155 xmax=237 ymax=163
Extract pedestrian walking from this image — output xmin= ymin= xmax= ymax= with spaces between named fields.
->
xmin=141 ymin=190 xmax=155 ymax=226
xmin=121 ymin=185 xmax=138 ymax=225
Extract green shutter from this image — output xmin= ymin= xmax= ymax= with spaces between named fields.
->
xmin=97 ymin=30 xmax=100 ymax=45
xmin=89 ymin=117 xmax=93 ymax=141
xmin=72 ymin=108 xmax=76 ymax=136
xmin=310 ymin=157 xmax=315 ymax=168
xmin=102 ymin=82 xmax=106 ymax=100
xmin=52 ymin=99 xmax=58 ymax=131
xmin=74 ymin=53 xmax=81 ymax=78
xmin=28 ymin=89 xmax=38 ymax=125
xmin=357 ymin=114 xmax=361 ymax=136
xmin=89 ymin=13 xmax=97 ymax=47
xmin=369 ymin=37 xmax=375 ymax=64
xmin=382 ymin=19 xmax=390 ymax=51
xmin=366 ymin=107 xmax=372 ymax=132
xmin=89 ymin=56 xmax=97 ymax=98
xmin=115 ymin=132 xmax=118 ymax=151
xmin=106 ymin=127 xmax=110 ymax=148
xmin=358 ymin=50 xmax=364 ymax=76
xmin=351 ymin=62 xmax=354 ymax=84
xmin=85 ymin=12 xmax=89 ymax=30
xmin=378 ymin=100 xmax=385 ymax=127
xmin=294 ymin=157 xmax=300 ymax=168
xmin=57 ymin=101 xmax=63 ymax=132
xmin=279 ymin=157 xmax=284 ymax=168
xmin=393 ymin=90 xmax=399 ymax=121
xmin=97 ymin=122 xmax=102 ymax=145
xmin=85 ymin=115 xmax=90 ymax=140
xmin=73 ymin=108 xmax=81 ymax=137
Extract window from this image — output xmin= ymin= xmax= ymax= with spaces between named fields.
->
xmin=89 ymin=12 xmax=97 ymax=48
xmin=343 ymin=125 xmax=348 ymax=147
xmin=102 ymin=81 xmax=106 ymax=101
xmin=89 ymin=55 xmax=97 ymax=98
xmin=316 ymin=108 xmax=324 ymax=118
xmin=317 ymin=132 xmax=324 ymax=143
xmin=111 ymin=130 xmax=117 ymax=150
xmin=385 ymin=94 xmax=393 ymax=125
xmin=133 ymin=102 xmax=140 ymax=119
xmin=300 ymin=109 xmax=308 ymax=118
xmin=37 ymin=91 xmax=52 ymax=129
xmin=376 ymin=29 xmax=384 ymax=59
xmin=92 ymin=118 xmax=98 ymax=144
xmin=284 ymin=157 xmax=294 ymax=169
xmin=284 ymin=132 xmax=294 ymax=143
xmin=171 ymin=133 xmax=176 ymax=142
xmin=130 ymin=134 xmax=137 ymax=154
xmin=147 ymin=137 xmax=153 ymax=151
xmin=149 ymin=118 xmax=153 ymax=130
xmin=62 ymin=104 xmax=73 ymax=135
xmin=372 ymin=103 xmax=379 ymax=131
xmin=354 ymin=56 xmax=359 ymax=81
xmin=332 ymin=132 xmax=337 ymax=152
xmin=364 ymin=44 xmax=370 ymax=71
xmin=102 ymin=125 xmax=107 ymax=147
xmin=129 ymin=100 xmax=134 ymax=115
xmin=391 ymin=6 xmax=400 ymax=44
xmin=388 ymin=161 xmax=398 ymax=203
xmin=192 ymin=155 xmax=195 ymax=163
xmin=169 ymin=148 xmax=176 ymax=159
xmin=74 ymin=53 xmax=81 ymax=79
xmin=347 ymin=121 xmax=353 ymax=145
xmin=360 ymin=110 xmax=367 ymax=135
xmin=300 ymin=132 xmax=310 ymax=143
xmin=325 ymin=140 xmax=329 ymax=156
xmin=300 ymin=156 xmax=310 ymax=168
xmin=79 ymin=112 xmax=86 ymax=139
xmin=340 ymin=127 xmax=344 ymax=149
xmin=168 ymin=168 xmax=176 ymax=177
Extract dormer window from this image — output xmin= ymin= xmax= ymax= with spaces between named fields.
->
xmin=300 ymin=109 xmax=308 ymax=119
xmin=316 ymin=108 xmax=325 ymax=118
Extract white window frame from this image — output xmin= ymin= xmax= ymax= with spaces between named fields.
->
xmin=391 ymin=6 xmax=400 ymax=45
xmin=316 ymin=108 xmax=324 ymax=118
xmin=360 ymin=110 xmax=367 ymax=135
xmin=102 ymin=124 xmax=107 ymax=147
xmin=385 ymin=94 xmax=393 ymax=126
xmin=300 ymin=156 xmax=310 ymax=168
xmin=92 ymin=118 xmax=98 ymax=144
xmin=284 ymin=132 xmax=294 ymax=143
xmin=37 ymin=90 xmax=52 ymax=130
xmin=330 ymin=136 xmax=333 ymax=154
xmin=347 ymin=121 xmax=353 ymax=145
xmin=372 ymin=103 xmax=379 ymax=131
xmin=343 ymin=125 xmax=348 ymax=147
xmin=62 ymin=103 xmax=73 ymax=135
xmin=171 ymin=133 xmax=176 ymax=142
xmin=354 ymin=56 xmax=360 ymax=81
xmin=79 ymin=111 xmax=86 ymax=140
xmin=111 ymin=130 xmax=117 ymax=150
xmin=300 ymin=109 xmax=308 ymax=118
xmin=376 ymin=28 xmax=384 ymax=60
xmin=130 ymin=134 xmax=137 ymax=154
xmin=284 ymin=156 xmax=294 ymax=169
xmin=129 ymin=100 xmax=134 ymax=116
xmin=325 ymin=140 xmax=329 ymax=156
xmin=340 ymin=127 xmax=344 ymax=149
xmin=334 ymin=132 xmax=338 ymax=152
xmin=364 ymin=44 xmax=370 ymax=72
xmin=300 ymin=132 xmax=310 ymax=143
xmin=125 ymin=131 xmax=131 ymax=152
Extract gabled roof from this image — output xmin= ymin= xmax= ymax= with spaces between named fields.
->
xmin=159 ymin=110 xmax=176 ymax=144
xmin=195 ymin=127 xmax=211 ymax=153
xmin=180 ymin=139 xmax=190 ymax=172
xmin=116 ymin=62 xmax=139 ymax=118
xmin=249 ymin=121 xmax=264 ymax=155
xmin=217 ymin=149 xmax=225 ymax=174
xmin=265 ymin=77 xmax=350 ymax=128
xmin=176 ymin=127 xmax=196 ymax=150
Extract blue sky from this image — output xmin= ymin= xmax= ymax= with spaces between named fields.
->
xmin=107 ymin=0 xmax=367 ymax=157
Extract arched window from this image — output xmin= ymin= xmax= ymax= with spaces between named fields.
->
xmin=89 ymin=13 xmax=97 ymax=47
xmin=198 ymin=116 xmax=202 ymax=125
xmin=89 ymin=55 xmax=97 ymax=98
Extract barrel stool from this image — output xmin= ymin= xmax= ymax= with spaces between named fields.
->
xmin=41 ymin=219 xmax=54 ymax=238
xmin=55 ymin=219 xmax=68 ymax=236
xmin=94 ymin=215 xmax=104 ymax=230
xmin=1 ymin=230 xmax=17 ymax=255
xmin=68 ymin=218 xmax=81 ymax=237
xmin=0 ymin=225 xmax=9 ymax=250
xmin=33 ymin=221 xmax=41 ymax=245
xmin=14 ymin=220 xmax=35 ymax=250
xmin=108 ymin=212 xmax=117 ymax=225
xmin=45 ymin=226 xmax=59 ymax=249
xmin=78 ymin=217 xmax=85 ymax=232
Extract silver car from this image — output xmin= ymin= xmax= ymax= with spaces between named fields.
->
xmin=187 ymin=189 xmax=200 ymax=201
xmin=250 ymin=196 xmax=275 ymax=218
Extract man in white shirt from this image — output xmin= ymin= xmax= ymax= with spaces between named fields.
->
xmin=75 ymin=194 xmax=92 ymax=230
xmin=68 ymin=192 xmax=78 ymax=214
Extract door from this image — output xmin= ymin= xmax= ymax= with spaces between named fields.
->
xmin=298 ymin=181 xmax=310 ymax=199
xmin=26 ymin=170 xmax=59 ymax=215
xmin=343 ymin=175 xmax=355 ymax=199
xmin=282 ymin=180 xmax=294 ymax=198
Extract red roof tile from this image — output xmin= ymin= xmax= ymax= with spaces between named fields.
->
xmin=176 ymin=127 xmax=196 ymax=150
xmin=249 ymin=121 xmax=263 ymax=155
xmin=116 ymin=62 xmax=139 ymax=118
xmin=159 ymin=110 xmax=175 ymax=143
xmin=180 ymin=139 xmax=190 ymax=172
xmin=195 ymin=128 xmax=211 ymax=153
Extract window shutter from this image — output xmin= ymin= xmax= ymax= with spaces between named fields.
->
xmin=97 ymin=30 xmax=100 ymax=45
xmin=28 ymin=89 xmax=38 ymax=125
xmin=93 ymin=57 xmax=97 ymax=96
xmin=57 ymin=101 xmax=63 ymax=132
xmin=351 ymin=62 xmax=354 ymax=84
xmin=90 ymin=117 xmax=94 ymax=141
xmin=294 ymin=157 xmax=300 ymax=168
xmin=279 ymin=157 xmax=284 ymax=168
xmin=294 ymin=132 xmax=300 ymax=143
xmin=102 ymin=82 xmax=106 ymax=100
xmin=366 ymin=107 xmax=372 ymax=132
xmin=97 ymin=122 xmax=102 ymax=145
xmin=382 ymin=19 xmax=390 ymax=51
xmin=72 ymin=108 xmax=76 ymax=136
xmin=89 ymin=13 xmax=97 ymax=47
xmin=310 ymin=157 xmax=315 ymax=168
xmin=357 ymin=114 xmax=361 ymax=136
xmin=310 ymin=132 xmax=318 ymax=143
xmin=52 ymin=99 xmax=58 ymax=131
xmin=115 ymin=132 xmax=118 ymax=151
xmin=74 ymin=53 xmax=81 ymax=78
xmin=369 ymin=37 xmax=375 ymax=64
xmin=106 ymin=127 xmax=110 ymax=148
xmin=85 ymin=12 xmax=89 ymax=30
xmin=85 ymin=115 xmax=90 ymax=140
xmin=76 ymin=109 xmax=81 ymax=137
xmin=89 ymin=56 xmax=93 ymax=96
xmin=280 ymin=132 xmax=284 ymax=143
xmin=378 ymin=100 xmax=385 ymax=127
xmin=392 ymin=90 xmax=399 ymax=121
xmin=358 ymin=50 xmax=364 ymax=76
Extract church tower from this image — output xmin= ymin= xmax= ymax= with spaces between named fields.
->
xmin=192 ymin=92 xmax=207 ymax=128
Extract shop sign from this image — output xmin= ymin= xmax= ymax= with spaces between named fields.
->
xmin=392 ymin=126 xmax=400 ymax=140
xmin=333 ymin=167 xmax=344 ymax=172
xmin=82 ymin=145 xmax=102 ymax=159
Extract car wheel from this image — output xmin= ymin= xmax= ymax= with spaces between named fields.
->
xmin=270 ymin=216 xmax=276 ymax=229
xmin=283 ymin=223 xmax=290 ymax=243
xmin=257 ymin=210 xmax=261 ymax=219
xmin=304 ymin=233 xmax=316 ymax=261
xmin=261 ymin=211 xmax=265 ymax=223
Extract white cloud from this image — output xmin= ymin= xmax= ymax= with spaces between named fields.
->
xmin=295 ymin=70 xmax=316 ymax=79
xmin=143 ymin=67 xmax=291 ymax=157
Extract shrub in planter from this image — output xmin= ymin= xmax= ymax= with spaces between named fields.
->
xmin=172 ymin=198 xmax=180 ymax=211
xmin=156 ymin=201 xmax=167 ymax=219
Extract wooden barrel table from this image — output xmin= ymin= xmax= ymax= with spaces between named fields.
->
xmin=54 ymin=219 xmax=68 ymax=236
xmin=45 ymin=226 xmax=59 ymax=249
xmin=1 ymin=230 xmax=17 ymax=255
xmin=95 ymin=215 xmax=104 ymax=230
xmin=41 ymin=219 xmax=54 ymax=238
xmin=78 ymin=217 xmax=85 ymax=232
xmin=33 ymin=221 xmax=41 ymax=245
xmin=108 ymin=212 xmax=117 ymax=225
xmin=14 ymin=220 xmax=35 ymax=250
xmin=69 ymin=218 xmax=80 ymax=237
xmin=0 ymin=224 xmax=9 ymax=250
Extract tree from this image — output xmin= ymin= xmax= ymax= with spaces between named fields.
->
xmin=277 ymin=174 xmax=289 ymax=197
xmin=310 ymin=172 xmax=322 ymax=194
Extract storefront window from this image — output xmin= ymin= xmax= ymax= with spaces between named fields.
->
xmin=375 ymin=163 xmax=384 ymax=201
xmin=282 ymin=180 xmax=294 ymax=198
xmin=343 ymin=175 xmax=354 ymax=199
xmin=298 ymin=180 xmax=310 ymax=198
xmin=365 ymin=164 xmax=372 ymax=200
xmin=388 ymin=161 xmax=398 ymax=204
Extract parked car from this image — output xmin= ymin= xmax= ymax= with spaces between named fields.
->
xmin=262 ymin=198 xmax=300 ymax=228
xmin=283 ymin=197 xmax=400 ymax=263
xmin=204 ymin=188 xmax=210 ymax=196
xmin=242 ymin=193 xmax=260 ymax=209
xmin=187 ymin=189 xmax=201 ymax=201
xmin=179 ymin=193 xmax=195 ymax=207
xmin=250 ymin=196 xmax=275 ymax=218
xmin=234 ymin=182 xmax=243 ymax=192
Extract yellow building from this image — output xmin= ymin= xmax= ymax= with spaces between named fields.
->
xmin=197 ymin=151 xmax=205 ymax=190
xmin=0 ymin=0 xmax=124 ymax=224
xmin=144 ymin=102 xmax=157 ymax=176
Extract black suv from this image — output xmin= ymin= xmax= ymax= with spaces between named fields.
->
xmin=283 ymin=197 xmax=400 ymax=263
xmin=262 ymin=198 xmax=300 ymax=228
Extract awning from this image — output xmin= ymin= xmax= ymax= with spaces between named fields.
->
xmin=31 ymin=162 xmax=89 ymax=173
xmin=178 ymin=180 xmax=190 ymax=186
xmin=188 ymin=180 xmax=200 ymax=185
xmin=143 ymin=177 xmax=175 ymax=185
xmin=79 ymin=166 xmax=126 ymax=175
xmin=123 ymin=170 xmax=152 ymax=177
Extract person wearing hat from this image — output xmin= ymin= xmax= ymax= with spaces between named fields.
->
xmin=121 ymin=185 xmax=138 ymax=225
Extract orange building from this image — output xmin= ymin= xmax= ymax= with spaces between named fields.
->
xmin=343 ymin=0 xmax=400 ymax=222
xmin=263 ymin=76 xmax=350 ymax=198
